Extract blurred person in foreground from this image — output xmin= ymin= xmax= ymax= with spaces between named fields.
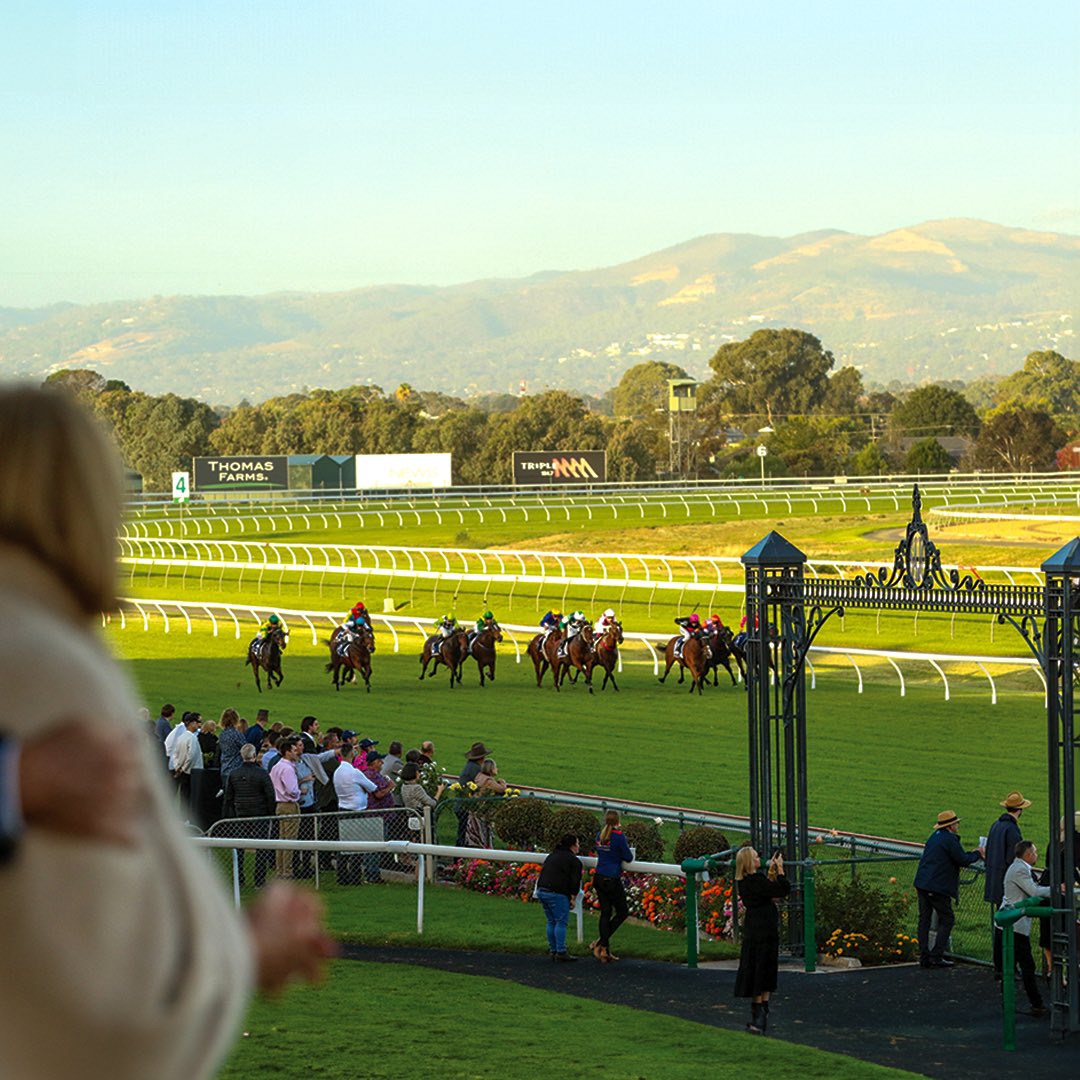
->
xmin=0 ymin=384 xmax=336 ymax=1080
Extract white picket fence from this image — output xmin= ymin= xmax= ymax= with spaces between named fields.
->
xmin=108 ymin=598 xmax=1043 ymax=703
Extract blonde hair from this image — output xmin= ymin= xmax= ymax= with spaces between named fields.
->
xmin=0 ymin=384 xmax=123 ymax=614
xmin=735 ymin=846 xmax=758 ymax=881
xmin=480 ymin=759 xmax=497 ymax=777
xmin=599 ymin=809 xmax=620 ymax=846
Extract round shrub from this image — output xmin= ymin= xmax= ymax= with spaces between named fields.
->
xmin=621 ymin=819 xmax=665 ymax=862
xmin=673 ymin=826 xmax=730 ymax=864
xmin=491 ymin=797 xmax=552 ymax=850
xmin=544 ymin=806 xmax=601 ymax=855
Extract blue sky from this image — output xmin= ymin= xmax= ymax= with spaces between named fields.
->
xmin=2 ymin=1 xmax=1077 ymax=307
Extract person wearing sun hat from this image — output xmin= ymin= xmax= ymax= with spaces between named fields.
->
xmin=984 ymin=790 xmax=1032 ymax=978
xmin=914 ymin=809 xmax=985 ymax=968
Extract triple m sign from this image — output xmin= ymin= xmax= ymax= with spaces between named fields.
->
xmin=512 ymin=450 xmax=607 ymax=485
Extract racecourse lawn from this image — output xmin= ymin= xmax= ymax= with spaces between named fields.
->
xmin=113 ymin=625 xmax=1051 ymax=852
xmin=217 ymin=960 xmax=917 ymax=1080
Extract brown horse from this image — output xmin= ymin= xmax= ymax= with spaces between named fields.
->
xmin=419 ymin=628 xmax=468 ymax=687
xmin=326 ymin=627 xmax=374 ymax=692
xmin=467 ymin=623 xmax=503 ymax=687
xmin=587 ymin=620 xmax=624 ymax=692
xmin=659 ymin=633 xmax=708 ymax=695
xmin=705 ymin=625 xmax=744 ymax=686
xmin=527 ymin=628 xmax=562 ymax=687
xmin=245 ymin=626 xmax=288 ymax=692
xmin=554 ymin=624 xmax=595 ymax=692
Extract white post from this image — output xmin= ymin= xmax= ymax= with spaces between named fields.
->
xmin=574 ymin=889 xmax=584 ymax=943
xmin=231 ymin=849 xmax=241 ymax=909
xmin=417 ymin=854 xmax=426 ymax=934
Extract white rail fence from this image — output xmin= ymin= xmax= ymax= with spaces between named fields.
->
xmin=116 ymin=537 xmax=1051 ymax=589
xmin=109 ymin=598 xmax=1043 ymax=703
xmin=122 ymin=477 xmax=1080 ymax=538
xmin=193 ymin=835 xmax=684 ymax=938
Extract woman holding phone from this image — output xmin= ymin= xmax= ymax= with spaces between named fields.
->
xmin=733 ymin=844 xmax=790 ymax=1034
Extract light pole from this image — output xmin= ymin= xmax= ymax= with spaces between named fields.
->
xmin=757 ymin=426 xmax=773 ymax=487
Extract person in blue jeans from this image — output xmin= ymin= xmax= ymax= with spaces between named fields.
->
xmin=592 ymin=810 xmax=634 ymax=962
xmin=536 ymin=834 xmax=583 ymax=962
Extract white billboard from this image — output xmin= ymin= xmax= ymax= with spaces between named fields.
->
xmin=355 ymin=453 xmax=452 ymax=489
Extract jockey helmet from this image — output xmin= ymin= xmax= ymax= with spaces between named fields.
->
xmin=603 ymin=608 xmax=615 ymax=619
xmin=710 ymin=614 xmax=721 ymax=623
xmin=483 ymin=610 xmax=493 ymax=620
xmin=572 ymin=610 xmax=585 ymax=621
xmin=442 ymin=613 xmax=453 ymax=622
xmin=688 ymin=613 xmax=700 ymax=626
xmin=552 ymin=608 xmax=562 ymax=617
xmin=268 ymin=614 xmax=280 ymax=624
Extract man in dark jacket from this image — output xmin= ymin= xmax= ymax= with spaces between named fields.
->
xmin=455 ymin=742 xmax=491 ymax=846
xmin=536 ymin=834 xmax=583 ymax=961
xmin=914 ymin=810 xmax=984 ymax=968
xmin=223 ymin=743 xmax=276 ymax=887
xmin=983 ymin=790 xmax=1030 ymax=977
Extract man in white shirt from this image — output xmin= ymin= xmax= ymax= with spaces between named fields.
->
xmin=1002 ymin=840 xmax=1051 ymax=1017
xmin=170 ymin=712 xmax=202 ymax=812
xmin=333 ymin=754 xmax=379 ymax=884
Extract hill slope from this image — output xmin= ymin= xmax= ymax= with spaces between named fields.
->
xmin=0 ymin=219 xmax=1075 ymax=401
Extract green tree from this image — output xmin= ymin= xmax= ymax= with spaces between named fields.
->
xmin=705 ymin=328 xmax=835 ymax=427
xmin=478 ymin=391 xmax=606 ymax=483
xmin=904 ymin=438 xmax=954 ymax=474
xmin=428 ymin=407 xmax=491 ymax=484
xmin=768 ymin=417 xmax=851 ymax=477
xmin=850 ymin=442 xmax=891 ymax=476
xmin=821 ymin=366 xmax=864 ymax=417
xmin=887 ymin=384 xmax=980 ymax=443
xmin=43 ymin=368 xmax=106 ymax=400
xmin=993 ymin=350 xmax=1078 ymax=424
xmin=611 ymin=361 xmax=691 ymax=421
xmin=115 ymin=393 xmax=218 ymax=490
xmin=969 ymin=408 xmax=1066 ymax=473
xmin=605 ymin=419 xmax=662 ymax=481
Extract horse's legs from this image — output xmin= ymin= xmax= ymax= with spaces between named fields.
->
xmin=658 ymin=654 xmax=675 ymax=683
xmin=677 ymin=663 xmax=686 ymax=684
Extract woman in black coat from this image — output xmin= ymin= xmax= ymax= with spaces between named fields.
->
xmin=733 ymin=845 xmax=790 ymax=1034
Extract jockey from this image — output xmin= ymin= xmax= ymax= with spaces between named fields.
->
xmin=259 ymin=613 xmax=286 ymax=640
xmin=540 ymin=608 xmax=561 ymax=632
xmin=675 ymin=613 xmax=702 ymax=642
xmin=344 ymin=601 xmax=371 ymax=634
xmin=474 ymin=610 xmax=496 ymax=634
xmin=597 ymin=607 xmax=617 ymax=632
xmin=432 ymin=614 xmax=457 ymax=655
xmin=565 ymin=610 xmax=587 ymax=640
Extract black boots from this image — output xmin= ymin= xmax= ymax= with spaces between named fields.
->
xmin=747 ymin=1002 xmax=763 ymax=1034
xmin=747 ymin=1001 xmax=770 ymax=1035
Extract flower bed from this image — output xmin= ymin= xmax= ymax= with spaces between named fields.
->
xmin=452 ymin=859 xmax=736 ymax=938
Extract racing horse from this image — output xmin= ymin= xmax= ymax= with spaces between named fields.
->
xmin=587 ymin=619 xmax=623 ymax=692
xmin=658 ymin=633 xmax=708 ymax=695
xmin=326 ymin=626 xmax=375 ymax=692
xmin=419 ymin=627 xmax=469 ymax=687
xmin=526 ymin=627 xmax=562 ymax=687
xmin=727 ymin=622 xmax=778 ymax=684
xmin=245 ymin=625 xmax=288 ymax=692
xmin=467 ymin=622 xmax=503 ymax=687
xmin=554 ymin=623 xmax=595 ymax=692
xmin=705 ymin=624 xmax=744 ymax=686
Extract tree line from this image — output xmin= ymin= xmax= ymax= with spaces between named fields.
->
xmin=45 ymin=330 xmax=1078 ymax=490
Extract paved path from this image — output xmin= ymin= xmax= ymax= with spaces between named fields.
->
xmin=343 ymin=945 xmax=1078 ymax=1079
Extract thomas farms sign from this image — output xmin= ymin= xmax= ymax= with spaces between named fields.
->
xmin=193 ymin=456 xmax=289 ymax=490
xmin=512 ymin=451 xmax=606 ymax=485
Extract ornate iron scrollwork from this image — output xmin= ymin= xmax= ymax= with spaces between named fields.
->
xmin=853 ymin=485 xmax=986 ymax=594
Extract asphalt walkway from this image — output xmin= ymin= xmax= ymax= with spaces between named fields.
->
xmin=343 ymin=945 xmax=1079 ymax=1079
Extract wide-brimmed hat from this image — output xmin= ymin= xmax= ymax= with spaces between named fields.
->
xmin=466 ymin=741 xmax=492 ymax=760
xmin=935 ymin=810 xmax=960 ymax=830
xmin=1000 ymin=791 xmax=1032 ymax=811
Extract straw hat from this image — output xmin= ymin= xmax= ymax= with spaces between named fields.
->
xmin=935 ymin=810 xmax=960 ymax=830
xmin=1000 ymin=791 xmax=1032 ymax=811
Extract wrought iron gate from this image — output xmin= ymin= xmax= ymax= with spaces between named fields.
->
xmin=742 ymin=486 xmax=1079 ymax=1033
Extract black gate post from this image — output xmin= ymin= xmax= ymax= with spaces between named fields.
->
xmin=743 ymin=531 xmax=810 ymax=954
xmin=1042 ymin=538 xmax=1080 ymax=1033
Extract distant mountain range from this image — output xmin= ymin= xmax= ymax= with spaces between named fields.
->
xmin=1 ymin=219 xmax=1075 ymax=403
